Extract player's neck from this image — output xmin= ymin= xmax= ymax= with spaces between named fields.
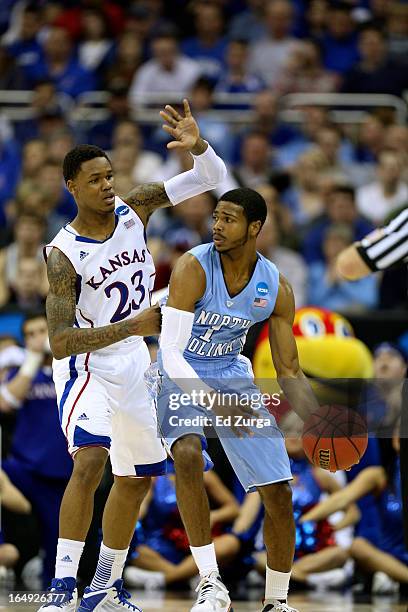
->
xmin=220 ymin=245 xmax=258 ymax=276
xmin=70 ymin=210 xmax=116 ymax=241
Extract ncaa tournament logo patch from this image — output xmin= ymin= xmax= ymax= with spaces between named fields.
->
xmin=116 ymin=205 xmax=130 ymax=216
xmin=256 ymin=282 xmax=269 ymax=296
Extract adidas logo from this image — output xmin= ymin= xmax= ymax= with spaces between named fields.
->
xmin=78 ymin=413 xmax=89 ymax=421
xmin=79 ymin=251 xmax=89 ymax=261
xmin=61 ymin=555 xmax=72 ymax=563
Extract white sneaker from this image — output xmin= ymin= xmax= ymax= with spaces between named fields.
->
xmin=372 ymin=571 xmax=399 ymax=595
xmin=191 ymin=572 xmax=232 ymax=611
xmin=262 ymin=603 xmax=299 ymax=612
xmin=77 ymin=579 xmax=142 ymax=612
xmin=38 ymin=577 xmax=77 ymax=612
xmin=124 ymin=565 xmax=165 ymax=590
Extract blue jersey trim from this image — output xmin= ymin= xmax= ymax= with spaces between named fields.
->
xmin=134 ymin=458 xmax=167 ymax=477
xmin=63 ymin=215 xmax=119 ymax=244
xmin=73 ymin=426 xmax=111 ymax=449
xmin=59 ymin=356 xmax=78 ymax=423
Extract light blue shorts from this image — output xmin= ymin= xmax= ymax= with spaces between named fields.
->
xmin=155 ymin=356 xmax=292 ymax=493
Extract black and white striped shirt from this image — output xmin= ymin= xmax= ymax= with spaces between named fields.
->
xmin=357 ymin=208 xmax=408 ymax=271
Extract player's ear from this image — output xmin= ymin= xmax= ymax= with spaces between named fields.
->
xmin=250 ymin=220 xmax=262 ymax=238
xmin=66 ymin=179 xmax=76 ymax=197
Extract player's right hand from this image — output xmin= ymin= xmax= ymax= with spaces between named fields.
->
xmin=128 ymin=304 xmax=162 ymax=336
xmin=210 ymin=396 xmax=257 ymax=439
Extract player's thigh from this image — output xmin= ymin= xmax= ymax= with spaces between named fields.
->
xmin=111 ymin=348 xmax=166 ymax=477
xmin=54 ymin=366 xmax=115 ymax=456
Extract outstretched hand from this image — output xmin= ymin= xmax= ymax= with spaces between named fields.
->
xmin=160 ymin=99 xmax=201 ymax=151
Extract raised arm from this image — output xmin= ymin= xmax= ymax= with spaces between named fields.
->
xmin=123 ymin=100 xmax=226 ymax=226
xmin=46 ymin=248 xmax=160 ymax=359
xmin=269 ymin=275 xmax=320 ymax=421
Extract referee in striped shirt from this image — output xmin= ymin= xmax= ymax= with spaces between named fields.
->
xmin=337 ymin=206 xmax=408 ymax=544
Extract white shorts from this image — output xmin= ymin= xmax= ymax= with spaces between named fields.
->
xmin=53 ymin=340 xmax=166 ymax=477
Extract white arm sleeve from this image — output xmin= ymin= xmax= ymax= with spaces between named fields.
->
xmin=163 ymin=143 xmax=227 ymax=205
xmin=160 ymin=306 xmax=214 ymax=401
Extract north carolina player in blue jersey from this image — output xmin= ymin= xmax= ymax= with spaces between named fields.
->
xmin=40 ymin=100 xmax=227 ymax=612
xmin=157 ymin=188 xmax=320 ymax=612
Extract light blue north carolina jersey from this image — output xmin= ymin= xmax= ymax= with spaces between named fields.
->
xmin=184 ymin=243 xmax=279 ymax=370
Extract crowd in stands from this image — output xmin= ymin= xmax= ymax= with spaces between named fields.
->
xmin=0 ymin=0 xmax=407 ymax=600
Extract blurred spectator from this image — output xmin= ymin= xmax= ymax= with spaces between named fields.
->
xmin=384 ymin=125 xmax=408 ymax=176
xmin=281 ymin=147 xmax=330 ymax=225
xmin=215 ymin=39 xmax=265 ymax=96
xmin=86 ymin=85 xmax=132 ymax=152
xmin=233 ymin=132 xmax=274 ymax=189
xmin=321 ymin=2 xmax=359 ymax=74
xmin=304 ymin=0 xmax=329 ymax=39
xmin=1 ymin=312 xmax=72 ymax=587
xmin=170 ymin=193 xmax=215 ymax=243
xmin=257 ymin=213 xmax=307 ymax=307
xmin=342 ymin=24 xmax=408 ymax=96
xmin=104 ymin=33 xmax=142 ymax=91
xmin=153 ymin=228 xmax=201 ymax=291
xmin=189 ymin=77 xmax=233 ymax=162
xmin=181 ymin=1 xmax=227 ymax=82
xmin=316 ymin=124 xmax=354 ymax=171
xmin=0 ymin=469 xmax=31 ymax=571
xmin=36 ymin=160 xmax=76 ymax=220
xmin=249 ymin=0 xmax=299 ymax=89
xmin=13 ymin=182 xmax=66 ymax=242
xmin=303 ymin=184 xmax=375 ymax=264
xmin=27 ymin=26 xmax=98 ymax=98
xmin=129 ymin=27 xmax=201 ymax=105
xmin=7 ymin=257 xmax=46 ymax=312
xmin=21 ymin=140 xmax=47 ymax=181
xmin=307 ymin=223 xmax=378 ymax=311
xmin=0 ymin=128 xmax=21 ymax=227
xmin=354 ymin=114 xmax=386 ymax=163
xmin=111 ymin=120 xmax=162 ymax=184
xmin=46 ymin=129 xmax=75 ymax=165
xmin=78 ymin=7 xmax=115 ymax=77
xmin=256 ymin=184 xmax=296 ymax=249
xmin=357 ymin=150 xmax=408 ymax=224
xmin=0 ymin=212 xmax=47 ymax=308
xmin=5 ymin=3 xmax=43 ymax=84
xmin=0 ymin=46 xmax=28 ymax=90
xmin=386 ymin=2 xmax=408 ymax=61
xmin=53 ymin=1 xmax=124 ymax=40
xmin=228 ymin=0 xmax=267 ymax=42
xmin=277 ymin=40 xmax=340 ymax=94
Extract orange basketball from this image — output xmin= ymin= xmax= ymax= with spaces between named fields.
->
xmin=302 ymin=405 xmax=368 ymax=472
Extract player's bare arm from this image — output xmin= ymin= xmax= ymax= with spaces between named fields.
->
xmin=269 ymin=274 xmax=320 ymax=421
xmin=124 ymin=99 xmax=225 ymax=226
xmin=46 ymin=248 xmax=161 ymax=359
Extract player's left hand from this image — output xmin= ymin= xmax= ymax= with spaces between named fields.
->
xmin=160 ymin=99 xmax=200 ymax=151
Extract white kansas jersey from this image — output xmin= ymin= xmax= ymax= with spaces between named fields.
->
xmin=44 ymin=197 xmax=155 ymax=352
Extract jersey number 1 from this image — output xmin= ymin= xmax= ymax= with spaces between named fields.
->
xmin=105 ymin=271 xmax=145 ymax=323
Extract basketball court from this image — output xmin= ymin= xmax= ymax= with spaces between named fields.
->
xmin=1 ymin=591 xmax=407 ymax=611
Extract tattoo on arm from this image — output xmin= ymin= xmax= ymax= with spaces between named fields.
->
xmin=124 ymin=182 xmax=171 ymax=224
xmin=46 ymin=249 xmax=130 ymax=359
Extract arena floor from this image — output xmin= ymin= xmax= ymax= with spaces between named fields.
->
xmin=2 ymin=592 xmax=407 ymax=611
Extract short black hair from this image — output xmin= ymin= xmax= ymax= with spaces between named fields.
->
xmin=62 ymin=144 xmax=111 ymax=183
xmin=331 ymin=184 xmax=355 ymax=201
xmin=219 ymin=188 xmax=267 ymax=230
xmin=22 ymin=309 xmax=46 ymax=336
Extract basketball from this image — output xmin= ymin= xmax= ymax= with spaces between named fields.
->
xmin=302 ymin=405 xmax=368 ymax=472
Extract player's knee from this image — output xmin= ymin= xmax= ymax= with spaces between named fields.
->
xmin=172 ymin=436 xmax=204 ymax=474
xmin=0 ymin=543 xmax=19 ymax=567
xmin=349 ymin=537 xmax=370 ymax=562
xmin=261 ymin=482 xmax=293 ymax=516
xmin=114 ymin=475 xmax=151 ymax=497
xmin=72 ymin=447 xmax=107 ymax=488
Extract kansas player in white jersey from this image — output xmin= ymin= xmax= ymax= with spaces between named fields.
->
xmin=40 ymin=100 xmax=227 ymax=612
xmin=157 ymin=189 xmax=320 ymax=612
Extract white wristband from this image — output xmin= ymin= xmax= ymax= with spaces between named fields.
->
xmin=163 ymin=143 xmax=227 ymax=205
xmin=20 ymin=351 xmax=43 ymax=379
xmin=0 ymin=385 xmax=21 ymax=409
